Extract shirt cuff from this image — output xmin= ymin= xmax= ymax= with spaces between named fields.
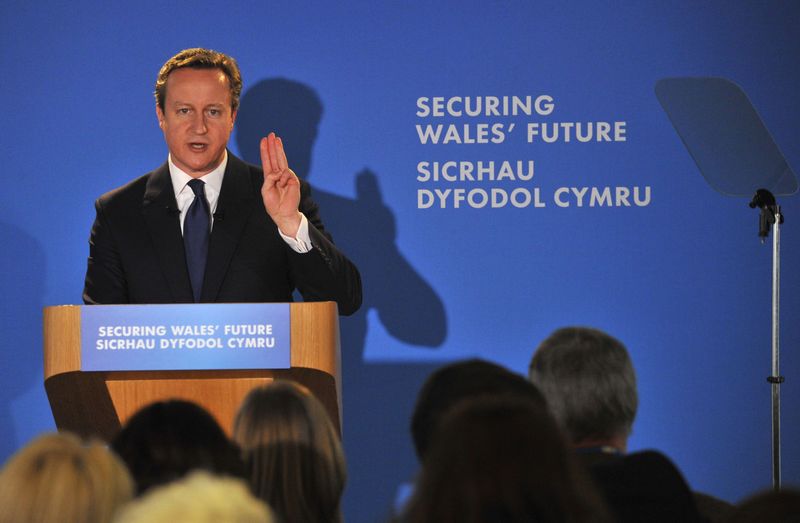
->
xmin=278 ymin=213 xmax=313 ymax=253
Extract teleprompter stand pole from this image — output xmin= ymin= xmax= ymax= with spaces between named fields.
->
xmin=749 ymin=188 xmax=785 ymax=491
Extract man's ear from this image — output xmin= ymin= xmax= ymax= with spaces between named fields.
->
xmin=230 ymin=109 xmax=237 ymax=131
xmin=156 ymin=105 xmax=165 ymax=129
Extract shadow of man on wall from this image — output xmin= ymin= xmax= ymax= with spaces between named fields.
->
xmin=236 ymin=78 xmax=448 ymax=522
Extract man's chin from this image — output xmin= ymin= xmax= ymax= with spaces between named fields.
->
xmin=175 ymin=156 xmax=222 ymax=177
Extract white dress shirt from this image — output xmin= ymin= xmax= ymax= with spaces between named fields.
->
xmin=167 ymin=151 xmax=312 ymax=253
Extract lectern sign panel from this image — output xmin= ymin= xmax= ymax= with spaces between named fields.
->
xmin=80 ymin=304 xmax=291 ymax=371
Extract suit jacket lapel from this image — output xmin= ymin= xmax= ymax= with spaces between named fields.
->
xmin=142 ymin=162 xmax=194 ymax=302
xmin=202 ymin=153 xmax=256 ymax=301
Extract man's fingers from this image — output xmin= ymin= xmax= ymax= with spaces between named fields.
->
xmin=267 ymin=133 xmax=280 ymax=172
xmin=260 ymin=133 xmax=293 ymax=178
xmin=263 ymin=171 xmax=281 ymax=192
xmin=264 ymin=171 xmax=297 ymax=193
xmin=260 ymin=136 xmax=272 ymax=172
xmin=261 ymin=134 xmax=296 ymax=201
xmin=276 ymin=172 xmax=291 ymax=189
xmin=276 ymin=137 xmax=289 ymax=171
xmin=260 ymin=133 xmax=281 ymax=173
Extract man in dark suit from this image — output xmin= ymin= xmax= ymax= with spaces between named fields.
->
xmin=83 ymin=48 xmax=361 ymax=316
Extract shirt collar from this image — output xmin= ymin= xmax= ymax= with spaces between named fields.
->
xmin=168 ymin=150 xmax=227 ymax=197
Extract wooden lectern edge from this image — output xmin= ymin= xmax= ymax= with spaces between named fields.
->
xmin=42 ymin=301 xmax=342 ymax=439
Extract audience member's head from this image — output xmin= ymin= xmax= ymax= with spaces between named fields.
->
xmin=113 ymin=471 xmax=274 ymax=523
xmin=410 ymin=358 xmax=546 ymax=460
xmin=404 ymin=397 xmax=610 ymax=523
xmin=233 ymin=380 xmax=346 ymax=523
xmin=0 ymin=432 xmax=133 ymax=523
xmin=111 ymin=399 xmax=245 ymax=495
xmin=724 ymin=488 xmax=800 ymax=523
xmin=590 ymin=449 xmax=706 ymax=523
xmin=529 ymin=326 xmax=637 ymax=450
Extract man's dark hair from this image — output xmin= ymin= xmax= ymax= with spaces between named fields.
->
xmin=410 ymin=358 xmax=546 ymax=460
xmin=528 ymin=326 xmax=638 ymax=445
xmin=111 ymin=400 xmax=245 ymax=495
xmin=405 ymin=396 xmax=611 ymax=523
xmin=154 ymin=48 xmax=243 ymax=112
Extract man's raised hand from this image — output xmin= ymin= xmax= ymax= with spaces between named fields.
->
xmin=260 ymin=132 xmax=302 ymax=237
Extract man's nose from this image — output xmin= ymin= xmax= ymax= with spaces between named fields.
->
xmin=191 ymin=114 xmax=208 ymax=134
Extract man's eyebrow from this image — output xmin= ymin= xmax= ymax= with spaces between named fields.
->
xmin=169 ymin=101 xmax=227 ymax=108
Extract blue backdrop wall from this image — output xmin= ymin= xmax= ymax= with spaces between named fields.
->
xmin=2 ymin=2 xmax=799 ymax=521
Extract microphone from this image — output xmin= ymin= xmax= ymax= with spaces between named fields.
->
xmin=166 ymin=206 xmax=180 ymax=216
xmin=213 ymin=209 xmax=225 ymax=221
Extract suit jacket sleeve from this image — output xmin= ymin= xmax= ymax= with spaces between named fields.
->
xmin=288 ymin=180 xmax=362 ymax=316
xmin=83 ymin=198 xmax=129 ymax=304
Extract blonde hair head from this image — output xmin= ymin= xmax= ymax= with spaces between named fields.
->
xmin=0 ymin=432 xmax=133 ymax=523
xmin=113 ymin=471 xmax=273 ymax=523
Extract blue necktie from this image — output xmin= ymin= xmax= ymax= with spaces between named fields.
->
xmin=184 ymin=179 xmax=210 ymax=302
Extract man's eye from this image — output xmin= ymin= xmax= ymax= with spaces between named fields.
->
xmin=207 ymin=109 xmax=220 ymax=117
xmin=177 ymin=108 xmax=190 ymax=115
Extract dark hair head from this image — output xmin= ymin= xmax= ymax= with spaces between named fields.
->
xmin=590 ymin=450 xmax=706 ymax=522
xmin=404 ymin=397 xmax=610 ymax=523
xmin=411 ymin=358 xmax=546 ymax=460
xmin=529 ymin=327 xmax=637 ymax=445
xmin=154 ymin=48 xmax=242 ymax=112
xmin=111 ymin=400 xmax=245 ymax=495
xmin=233 ymin=381 xmax=346 ymax=523
xmin=725 ymin=489 xmax=800 ymax=523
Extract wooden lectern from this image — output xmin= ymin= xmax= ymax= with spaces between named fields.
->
xmin=43 ymin=302 xmax=341 ymax=440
